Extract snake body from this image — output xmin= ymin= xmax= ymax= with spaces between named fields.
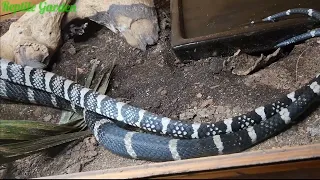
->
xmin=0 ymin=9 xmax=319 ymax=161
xmin=263 ymin=8 xmax=320 ymax=47
xmin=0 ymin=59 xmax=319 ymax=161
xmin=0 ymin=59 xmax=307 ymax=140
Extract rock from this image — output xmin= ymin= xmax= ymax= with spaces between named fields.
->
xmin=200 ymin=99 xmax=213 ymax=108
xmin=210 ymin=85 xmax=220 ymax=89
xmin=179 ymin=109 xmax=196 ymax=120
xmin=193 ymin=116 xmax=201 ymax=122
xmin=160 ymin=89 xmax=167 ymax=96
xmin=33 ymin=107 xmax=42 ymax=117
xmin=232 ymin=106 xmax=242 ymax=115
xmin=174 ymin=59 xmax=181 ymax=64
xmin=215 ymin=106 xmax=225 ymax=114
xmin=0 ymin=168 xmax=7 ymax=179
xmin=172 ymin=98 xmax=178 ymax=104
xmin=197 ymin=109 xmax=210 ymax=118
xmin=152 ymin=101 xmax=161 ymax=108
xmin=74 ymin=144 xmax=82 ymax=151
xmin=156 ymin=58 xmax=165 ymax=68
xmin=64 ymin=0 xmax=159 ymax=51
xmin=190 ymin=101 xmax=198 ymax=107
xmin=67 ymin=44 xmax=76 ymax=55
xmin=85 ymin=150 xmax=98 ymax=158
xmin=136 ymin=58 xmax=144 ymax=65
xmin=89 ymin=137 xmax=98 ymax=146
xmin=77 ymin=68 xmax=85 ymax=74
xmin=43 ymin=115 xmax=52 ymax=122
xmin=224 ymin=108 xmax=232 ymax=117
xmin=196 ymin=93 xmax=203 ymax=98
xmin=307 ymin=127 xmax=320 ymax=137
xmin=156 ymin=87 xmax=163 ymax=93
xmin=0 ymin=0 xmax=69 ymax=68
xmin=66 ymin=164 xmax=81 ymax=174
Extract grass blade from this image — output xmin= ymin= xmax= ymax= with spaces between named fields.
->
xmin=0 ymin=120 xmax=77 ymax=141
xmin=0 ymin=130 xmax=91 ymax=164
xmin=97 ymin=59 xmax=116 ymax=94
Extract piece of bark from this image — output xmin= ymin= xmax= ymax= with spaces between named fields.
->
xmin=0 ymin=0 xmax=71 ymax=68
xmin=223 ymin=48 xmax=282 ymax=76
xmin=63 ymin=0 xmax=159 ymax=51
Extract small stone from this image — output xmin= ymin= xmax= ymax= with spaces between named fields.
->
xmin=87 ymin=144 xmax=96 ymax=151
xmin=194 ymin=116 xmax=201 ymax=122
xmin=113 ymin=81 xmax=120 ymax=88
xmin=200 ymin=99 xmax=213 ymax=108
xmin=66 ymin=164 xmax=81 ymax=174
xmin=136 ymin=58 xmax=143 ymax=64
xmin=74 ymin=144 xmax=81 ymax=151
xmin=67 ymin=44 xmax=76 ymax=55
xmin=156 ymin=87 xmax=164 ymax=93
xmin=215 ymin=106 xmax=225 ymax=114
xmin=191 ymin=101 xmax=198 ymax=107
xmin=172 ymin=98 xmax=178 ymax=104
xmin=196 ymin=93 xmax=203 ymax=98
xmin=84 ymin=137 xmax=90 ymax=146
xmin=66 ymin=150 xmax=72 ymax=155
xmin=89 ymin=137 xmax=98 ymax=146
xmin=225 ymin=108 xmax=232 ymax=116
xmin=160 ymin=89 xmax=167 ymax=96
xmin=197 ymin=109 xmax=210 ymax=118
xmin=43 ymin=115 xmax=52 ymax=122
xmin=307 ymin=127 xmax=320 ymax=137
xmin=85 ymin=150 xmax=98 ymax=158
xmin=210 ymin=85 xmax=220 ymax=89
xmin=33 ymin=107 xmax=42 ymax=117
xmin=0 ymin=168 xmax=7 ymax=179
xmin=157 ymin=60 xmax=165 ymax=67
xmin=153 ymin=101 xmax=161 ymax=108
xmin=174 ymin=59 xmax=181 ymax=64
xmin=179 ymin=110 xmax=196 ymax=120
xmin=77 ymin=68 xmax=85 ymax=74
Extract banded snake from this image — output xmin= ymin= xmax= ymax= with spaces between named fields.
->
xmin=0 ymin=8 xmax=319 ymax=161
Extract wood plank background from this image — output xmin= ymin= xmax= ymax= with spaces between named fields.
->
xmin=39 ymin=143 xmax=320 ymax=179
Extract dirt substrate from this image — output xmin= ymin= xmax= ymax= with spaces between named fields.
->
xmin=1 ymin=2 xmax=320 ymax=179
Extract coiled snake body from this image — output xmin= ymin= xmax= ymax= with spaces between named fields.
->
xmin=1 ymin=59 xmax=319 ymax=161
xmin=0 ymin=9 xmax=319 ymax=161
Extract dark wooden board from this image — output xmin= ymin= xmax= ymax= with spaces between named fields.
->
xmin=171 ymin=0 xmax=320 ymax=60
xmin=39 ymin=143 xmax=320 ymax=179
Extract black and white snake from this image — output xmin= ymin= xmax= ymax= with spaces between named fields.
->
xmin=262 ymin=8 xmax=320 ymax=47
xmin=0 ymin=8 xmax=319 ymax=162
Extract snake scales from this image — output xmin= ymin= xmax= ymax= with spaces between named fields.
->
xmin=0 ymin=9 xmax=319 ymax=161
xmin=262 ymin=8 xmax=320 ymax=47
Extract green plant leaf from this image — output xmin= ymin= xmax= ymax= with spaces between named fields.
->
xmin=0 ymin=130 xmax=91 ymax=164
xmin=0 ymin=120 xmax=77 ymax=141
xmin=97 ymin=59 xmax=116 ymax=94
xmin=58 ymin=60 xmax=115 ymax=125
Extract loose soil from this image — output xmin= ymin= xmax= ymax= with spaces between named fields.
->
xmin=0 ymin=1 xmax=319 ymax=178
